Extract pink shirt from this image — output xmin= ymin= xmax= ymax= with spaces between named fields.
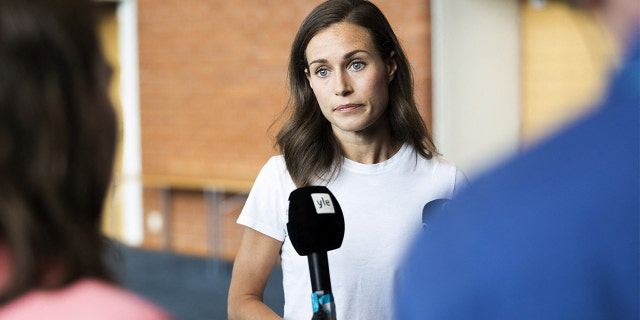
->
xmin=0 ymin=279 xmax=173 ymax=320
xmin=0 ymin=245 xmax=172 ymax=320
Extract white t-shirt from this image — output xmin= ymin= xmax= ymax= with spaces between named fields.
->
xmin=237 ymin=143 xmax=466 ymax=319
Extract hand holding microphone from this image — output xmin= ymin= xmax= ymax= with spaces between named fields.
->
xmin=287 ymin=186 xmax=345 ymax=320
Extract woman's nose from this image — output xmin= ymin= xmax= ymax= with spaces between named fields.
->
xmin=334 ymin=71 xmax=353 ymax=96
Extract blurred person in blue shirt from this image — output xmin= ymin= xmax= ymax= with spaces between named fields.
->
xmin=395 ymin=0 xmax=639 ymax=319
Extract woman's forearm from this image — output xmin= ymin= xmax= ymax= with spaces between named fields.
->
xmin=227 ymin=295 xmax=282 ymax=320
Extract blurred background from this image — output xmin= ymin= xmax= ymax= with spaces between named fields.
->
xmin=94 ymin=0 xmax=619 ymax=318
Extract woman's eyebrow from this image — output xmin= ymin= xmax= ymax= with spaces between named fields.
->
xmin=308 ymin=49 xmax=370 ymax=67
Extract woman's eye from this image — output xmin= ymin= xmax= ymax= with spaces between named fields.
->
xmin=315 ymin=69 xmax=329 ymax=77
xmin=351 ymin=62 xmax=365 ymax=71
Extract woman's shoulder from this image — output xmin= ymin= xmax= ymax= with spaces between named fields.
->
xmin=0 ymin=278 xmax=172 ymax=320
xmin=431 ymin=155 xmax=459 ymax=170
xmin=264 ymin=154 xmax=286 ymax=169
xmin=427 ymin=155 xmax=469 ymax=193
xmin=255 ymin=154 xmax=289 ymax=181
xmin=408 ymin=145 xmax=458 ymax=170
xmin=410 ymin=147 xmax=467 ymax=185
xmin=250 ymin=154 xmax=296 ymax=194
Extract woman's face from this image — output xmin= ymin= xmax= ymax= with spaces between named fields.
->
xmin=305 ymin=22 xmax=396 ymax=140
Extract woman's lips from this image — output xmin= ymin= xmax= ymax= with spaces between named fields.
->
xmin=335 ymin=104 xmax=361 ymax=112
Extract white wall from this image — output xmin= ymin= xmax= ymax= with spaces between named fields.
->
xmin=118 ymin=0 xmax=144 ymax=246
xmin=431 ymin=0 xmax=521 ymax=179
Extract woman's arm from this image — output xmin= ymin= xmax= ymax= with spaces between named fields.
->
xmin=228 ymin=226 xmax=283 ymax=320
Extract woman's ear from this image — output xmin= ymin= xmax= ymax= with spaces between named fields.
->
xmin=387 ymin=51 xmax=398 ymax=83
xmin=305 ymin=68 xmax=313 ymax=88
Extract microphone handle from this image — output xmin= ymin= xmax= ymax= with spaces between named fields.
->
xmin=308 ymin=252 xmax=332 ymax=293
xmin=308 ymin=252 xmax=336 ymax=320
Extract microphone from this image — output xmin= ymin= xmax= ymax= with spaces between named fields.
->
xmin=287 ymin=186 xmax=345 ymax=320
xmin=422 ymin=199 xmax=449 ymax=228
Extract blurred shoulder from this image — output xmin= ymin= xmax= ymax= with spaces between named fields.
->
xmin=0 ymin=278 xmax=172 ymax=320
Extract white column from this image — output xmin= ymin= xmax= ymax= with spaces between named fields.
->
xmin=431 ymin=0 xmax=521 ymax=179
xmin=118 ymin=0 xmax=144 ymax=246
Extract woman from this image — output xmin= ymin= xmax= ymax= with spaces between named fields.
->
xmin=228 ymin=0 xmax=466 ymax=319
xmin=0 ymin=0 xmax=170 ymax=318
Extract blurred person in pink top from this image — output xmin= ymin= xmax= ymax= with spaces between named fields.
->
xmin=0 ymin=0 xmax=171 ymax=319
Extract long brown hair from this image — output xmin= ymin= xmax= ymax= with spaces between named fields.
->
xmin=0 ymin=0 xmax=117 ymax=303
xmin=276 ymin=0 xmax=437 ymax=187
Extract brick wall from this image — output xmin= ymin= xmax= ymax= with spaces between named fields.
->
xmin=137 ymin=0 xmax=432 ymax=258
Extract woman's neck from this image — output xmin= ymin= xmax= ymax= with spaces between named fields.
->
xmin=337 ymin=136 xmax=402 ymax=164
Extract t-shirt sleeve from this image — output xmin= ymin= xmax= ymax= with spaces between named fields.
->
xmin=236 ymin=157 xmax=293 ymax=242
xmin=452 ymin=168 xmax=469 ymax=198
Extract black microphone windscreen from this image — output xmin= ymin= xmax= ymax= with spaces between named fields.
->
xmin=422 ymin=199 xmax=449 ymax=226
xmin=287 ymin=186 xmax=345 ymax=256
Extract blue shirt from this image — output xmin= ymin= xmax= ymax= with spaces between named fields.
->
xmin=395 ymin=32 xmax=640 ymax=320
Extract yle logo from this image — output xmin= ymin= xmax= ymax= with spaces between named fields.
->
xmin=311 ymin=193 xmax=335 ymax=214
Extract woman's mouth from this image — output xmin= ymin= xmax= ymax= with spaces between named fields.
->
xmin=335 ymin=104 xmax=361 ymax=112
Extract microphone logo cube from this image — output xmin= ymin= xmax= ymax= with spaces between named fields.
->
xmin=287 ymin=186 xmax=344 ymax=255
xmin=311 ymin=193 xmax=335 ymax=214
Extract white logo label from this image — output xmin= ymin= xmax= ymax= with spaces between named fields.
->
xmin=311 ymin=193 xmax=335 ymax=214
